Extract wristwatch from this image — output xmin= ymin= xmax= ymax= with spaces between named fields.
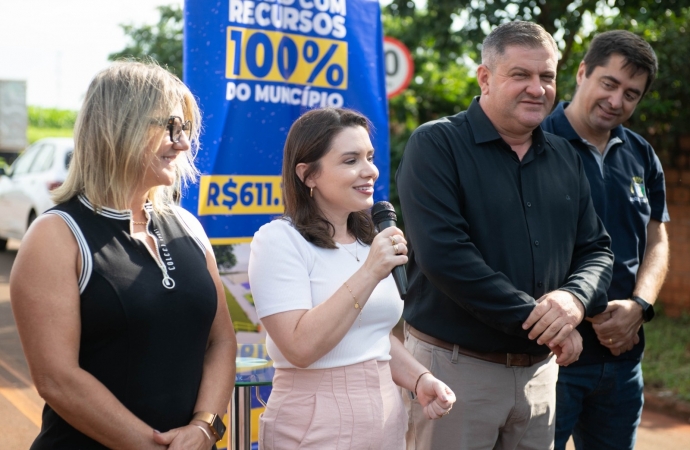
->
xmin=192 ymin=411 xmax=226 ymax=441
xmin=631 ymin=296 xmax=655 ymax=323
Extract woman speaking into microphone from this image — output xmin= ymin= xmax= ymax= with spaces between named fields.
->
xmin=248 ymin=107 xmax=455 ymax=449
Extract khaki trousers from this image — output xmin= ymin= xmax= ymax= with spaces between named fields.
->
xmin=403 ymin=326 xmax=557 ymax=450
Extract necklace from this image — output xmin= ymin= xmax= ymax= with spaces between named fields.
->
xmin=340 ymin=240 xmax=360 ymax=261
xmin=133 ymin=210 xmax=149 ymax=226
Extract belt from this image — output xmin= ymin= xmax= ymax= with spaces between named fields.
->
xmin=406 ymin=324 xmax=551 ymax=367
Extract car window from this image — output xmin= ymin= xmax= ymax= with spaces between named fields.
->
xmin=30 ymin=144 xmax=56 ymax=173
xmin=11 ymin=145 xmax=42 ymax=176
xmin=64 ymin=150 xmax=74 ymax=169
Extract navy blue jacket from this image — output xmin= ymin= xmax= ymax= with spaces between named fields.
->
xmin=542 ymin=101 xmax=670 ymax=364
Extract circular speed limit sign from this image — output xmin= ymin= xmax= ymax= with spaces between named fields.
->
xmin=383 ymin=37 xmax=414 ymax=98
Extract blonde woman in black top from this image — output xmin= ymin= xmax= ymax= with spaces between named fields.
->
xmin=11 ymin=62 xmax=236 ymax=450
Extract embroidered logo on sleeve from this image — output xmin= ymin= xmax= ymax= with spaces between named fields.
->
xmin=629 ymin=176 xmax=648 ymax=204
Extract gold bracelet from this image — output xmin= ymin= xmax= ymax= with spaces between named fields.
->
xmin=414 ymin=371 xmax=432 ymax=397
xmin=194 ymin=424 xmax=212 ymax=441
xmin=344 ymin=282 xmax=362 ymax=327
xmin=344 ymin=282 xmax=360 ymax=309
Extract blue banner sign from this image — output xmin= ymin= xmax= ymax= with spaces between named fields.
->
xmin=183 ymin=0 xmax=390 ymax=243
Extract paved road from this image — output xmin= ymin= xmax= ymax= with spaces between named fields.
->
xmin=1 ymin=241 xmax=689 ymax=449
xmin=0 ymin=241 xmax=42 ymax=449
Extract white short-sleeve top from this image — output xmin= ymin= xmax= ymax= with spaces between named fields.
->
xmin=248 ymin=219 xmax=403 ymax=369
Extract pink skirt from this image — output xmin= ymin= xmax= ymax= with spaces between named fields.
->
xmin=259 ymin=359 xmax=407 ymax=449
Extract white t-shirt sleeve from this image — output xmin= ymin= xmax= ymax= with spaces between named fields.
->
xmin=249 ymin=220 xmax=314 ymax=318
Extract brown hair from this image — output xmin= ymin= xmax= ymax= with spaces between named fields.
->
xmin=481 ymin=21 xmax=558 ymax=70
xmin=282 ymin=107 xmax=376 ymax=249
xmin=583 ymin=30 xmax=657 ymax=95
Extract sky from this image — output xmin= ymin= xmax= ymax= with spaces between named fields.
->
xmin=0 ymin=0 xmax=185 ymax=111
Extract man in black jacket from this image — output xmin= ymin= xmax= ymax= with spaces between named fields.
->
xmin=397 ymin=21 xmax=614 ymax=450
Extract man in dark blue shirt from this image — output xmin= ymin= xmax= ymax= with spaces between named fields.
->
xmin=397 ymin=21 xmax=613 ymax=450
xmin=541 ymin=30 xmax=670 ymax=450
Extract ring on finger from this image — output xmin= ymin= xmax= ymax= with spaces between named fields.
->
xmin=390 ymin=236 xmax=397 ymax=245
xmin=393 ymin=243 xmax=400 ymax=254
xmin=608 ymin=338 xmax=613 ymax=344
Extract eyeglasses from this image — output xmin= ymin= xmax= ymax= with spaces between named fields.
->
xmin=164 ymin=116 xmax=192 ymax=143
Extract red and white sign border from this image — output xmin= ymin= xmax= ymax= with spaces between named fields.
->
xmin=384 ymin=36 xmax=414 ymax=99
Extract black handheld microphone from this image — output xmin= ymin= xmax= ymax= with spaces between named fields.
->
xmin=371 ymin=201 xmax=408 ymax=299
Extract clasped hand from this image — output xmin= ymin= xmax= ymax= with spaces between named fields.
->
xmin=153 ymin=423 xmax=215 ymax=450
xmin=587 ymin=299 xmax=643 ymax=356
xmin=522 ymin=290 xmax=585 ymax=366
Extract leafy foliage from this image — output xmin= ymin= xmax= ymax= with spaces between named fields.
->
xmin=384 ymin=12 xmax=479 ymax=226
xmin=213 ymin=245 xmax=237 ymax=273
xmin=108 ymin=5 xmax=184 ymax=76
xmin=601 ymin=9 xmax=690 ymax=168
xmin=27 ymin=106 xmax=76 ymax=144
xmin=27 ymin=127 xmax=73 ymax=144
xmin=540 ymin=7 xmax=690 ymax=167
xmin=28 ymin=106 xmax=77 ymax=129
xmin=382 ymin=1 xmax=690 ymax=224
xmin=386 ymin=0 xmax=690 ymax=68
xmin=107 ymin=2 xmax=690 ymax=213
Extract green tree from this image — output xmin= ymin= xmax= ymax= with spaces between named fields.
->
xmin=382 ymin=1 xmax=690 ymax=222
xmin=108 ymin=4 xmax=184 ymax=76
xmin=516 ymin=7 xmax=690 ymax=167
xmin=213 ymin=245 xmax=237 ymax=273
xmin=28 ymin=106 xmax=77 ymax=129
xmin=384 ymin=10 xmax=479 ymax=223
xmin=578 ymin=8 xmax=690 ymax=168
xmin=107 ymin=2 xmax=690 ymax=215
xmin=387 ymin=0 xmax=690 ymax=70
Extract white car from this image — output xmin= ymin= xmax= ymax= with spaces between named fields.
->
xmin=0 ymin=137 xmax=73 ymax=251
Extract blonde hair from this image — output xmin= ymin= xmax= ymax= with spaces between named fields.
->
xmin=52 ymin=60 xmax=201 ymax=214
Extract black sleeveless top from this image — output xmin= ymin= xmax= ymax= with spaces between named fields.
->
xmin=31 ymin=196 xmax=218 ymax=449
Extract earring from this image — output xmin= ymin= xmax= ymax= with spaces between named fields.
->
xmin=310 ymin=187 xmax=313 ymax=198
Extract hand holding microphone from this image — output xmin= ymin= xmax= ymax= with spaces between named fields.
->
xmin=371 ymin=201 xmax=409 ymax=298
xmin=363 ymin=228 xmax=408 ymax=282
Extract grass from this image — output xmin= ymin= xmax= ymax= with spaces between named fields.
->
xmin=641 ymin=311 xmax=690 ymax=403
xmin=28 ymin=126 xmax=73 ymax=144
xmin=224 ymin=285 xmax=258 ymax=332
